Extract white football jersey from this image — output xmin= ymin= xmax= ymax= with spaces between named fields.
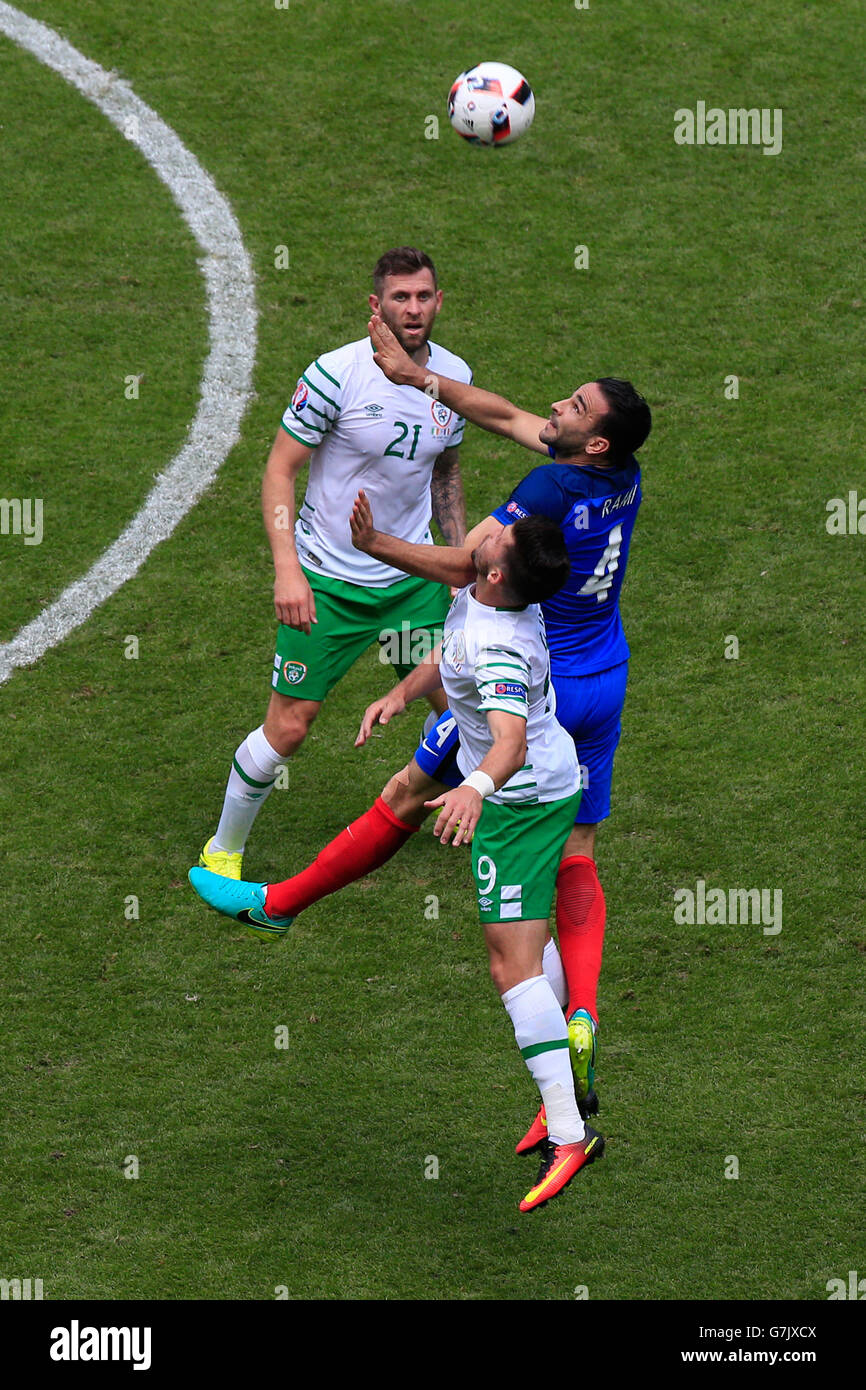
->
xmin=439 ymin=586 xmax=580 ymax=805
xmin=281 ymin=335 xmax=472 ymax=586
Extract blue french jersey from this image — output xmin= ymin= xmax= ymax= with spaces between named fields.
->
xmin=491 ymin=456 xmax=641 ymax=676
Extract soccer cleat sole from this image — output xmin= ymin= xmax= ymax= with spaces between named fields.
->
xmin=567 ymin=1009 xmax=597 ymax=1103
xmin=237 ymin=908 xmax=292 ymax=944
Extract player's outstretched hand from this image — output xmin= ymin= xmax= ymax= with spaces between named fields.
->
xmin=274 ymin=569 xmax=317 ymax=634
xmin=425 ymin=786 xmax=483 ymax=847
xmin=368 ymin=313 xmax=419 ymax=385
xmin=350 ymin=489 xmax=377 ymax=552
xmin=355 ymin=690 xmax=407 ymax=747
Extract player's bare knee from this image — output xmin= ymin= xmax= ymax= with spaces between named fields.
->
xmin=488 ymin=956 xmax=508 ymax=994
xmin=490 ymin=958 xmax=532 ymax=996
xmin=265 ymin=697 xmax=320 ymax=757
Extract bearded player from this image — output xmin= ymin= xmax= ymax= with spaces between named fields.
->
xmin=198 ymin=249 xmax=470 ymax=875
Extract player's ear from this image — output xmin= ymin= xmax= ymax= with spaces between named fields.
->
xmin=369 ymin=293 xmax=380 ymax=313
xmin=587 ymin=433 xmax=610 ymax=457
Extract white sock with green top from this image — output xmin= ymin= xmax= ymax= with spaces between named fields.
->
xmin=212 ymin=726 xmax=284 ymax=854
xmin=502 ymin=974 xmax=585 ymax=1145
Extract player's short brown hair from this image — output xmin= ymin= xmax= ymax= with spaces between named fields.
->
xmin=595 ymin=378 xmax=652 ymax=462
xmin=504 ymin=516 xmax=571 ymax=605
xmin=373 ymin=247 xmax=438 ymax=298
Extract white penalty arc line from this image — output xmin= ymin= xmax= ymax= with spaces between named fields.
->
xmin=0 ymin=2 xmax=257 ymax=685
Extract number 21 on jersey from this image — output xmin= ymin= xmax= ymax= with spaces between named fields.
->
xmin=384 ymin=420 xmax=421 ymax=460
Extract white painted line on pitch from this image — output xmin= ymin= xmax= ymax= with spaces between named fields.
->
xmin=0 ymin=2 xmax=257 ymax=685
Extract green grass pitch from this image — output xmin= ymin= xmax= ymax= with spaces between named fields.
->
xmin=0 ymin=0 xmax=863 ymax=1301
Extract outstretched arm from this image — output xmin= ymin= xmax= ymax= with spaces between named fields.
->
xmin=350 ymin=490 xmax=503 ymax=587
xmin=369 ymin=314 xmax=549 ymax=455
xmin=354 ymin=644 xmax=443 ymax=747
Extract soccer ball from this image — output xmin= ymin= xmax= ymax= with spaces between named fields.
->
xmin=447 ymin=62 xmax=535 ymax=146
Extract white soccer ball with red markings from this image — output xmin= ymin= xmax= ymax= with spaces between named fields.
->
xmin=447 ymin=62 xmax=535 ymax=146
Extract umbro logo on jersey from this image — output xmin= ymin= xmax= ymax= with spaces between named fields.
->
xmin=364 ymin=403 xmax=384 ymax=416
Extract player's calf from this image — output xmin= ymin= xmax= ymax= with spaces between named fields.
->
xmin=381 ymin=757 xmax=445 ymax=827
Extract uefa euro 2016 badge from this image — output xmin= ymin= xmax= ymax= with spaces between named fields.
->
xmin=291 ymin=381 xmax=309 ymax=413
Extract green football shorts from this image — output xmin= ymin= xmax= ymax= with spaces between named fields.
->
xmin=272 ymin=565 xmax=449 ymax=703
xmin=471 ymin=791 xmax=582 ymax=925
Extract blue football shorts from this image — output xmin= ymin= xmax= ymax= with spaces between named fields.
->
xmin=414 ymin=660 xmax=629 ymax=825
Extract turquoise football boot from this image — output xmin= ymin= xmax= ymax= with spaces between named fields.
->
xmin=188 ymin=867 xmax=293 ymax=943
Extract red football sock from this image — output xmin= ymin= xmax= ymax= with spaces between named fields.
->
xmin=555 ymin=855 xmax=606 ymax=1023
xmin=265 ymin=795 xmax=418 ymax=917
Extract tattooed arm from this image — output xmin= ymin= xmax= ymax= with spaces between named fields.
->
xmin=430 ymin=445 xmax=466 ymax=547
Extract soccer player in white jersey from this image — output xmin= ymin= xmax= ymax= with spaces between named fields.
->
xmin=190 ymin=514 xmax=605 ymax=1212
xmin=198 ymin=248 xmax=471 ymax=876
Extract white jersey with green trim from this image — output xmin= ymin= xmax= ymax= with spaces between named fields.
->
xmin=281 ymin=335 xmax=472 ymax=586
xmin=440 ymin=586 xmax=580 ymax=806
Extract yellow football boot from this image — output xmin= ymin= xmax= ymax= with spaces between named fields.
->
xmin=198 ymin=836 xmax=243 ymax=881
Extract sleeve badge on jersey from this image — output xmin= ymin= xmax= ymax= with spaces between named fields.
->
xmin=442 ymin=629 xmax=465 ymax=673
xmin=494 ymin=682 xmax=526 ymax=698
xmin=291 ymin=381 xmax=309 ymax=413
xmin=506 ymin=500 xmax=528 ymax=518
